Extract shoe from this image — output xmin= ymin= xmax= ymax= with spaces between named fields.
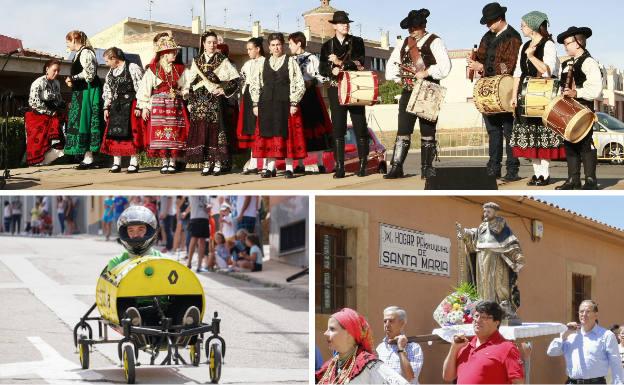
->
xmin=527 ymin=175 xmax=538 ymax=186
xmin=75 ymin=162 xmax=95 ymax=170
xmin=535 ymin=176 xmax=550 ymax=186
xmin=555 ymin=178 xmax=582 ymax=190
xmin=294 ymin=165 xmax=305 ymax=174
xmin=556 ymin=150 xmax=582 ymax=190
xmin=213 ymin=168 xmax=227 ymax=176
xmin=502 ymin=170 xmax=521 ymax=182
xmin=125 ymin=307 xmax=142 ymax=327
xmin=581 ymin=150 xmax=598 ymax=190
xmin=284 ymin=170 xmax=294 ymax=179
xmin=582 ymin=177 xmax=598 ymax=190
xmin=384 ymin=137 xmax=410 ymax=179
xmin=420 ymin=139 xmax=439 ymax=180
xmin=196 ymin=267 xmax=209 ymax=273
xmin=127 ymin=165 xmax=139 ymax=174
xmin=333 ymin=138 xmax=346 ymax=179
xmin=159 ymin=166 xmax=169 ymax=174
xmin=356 ymin=136 xmax=370 ymax=177
xmin=318 ymin=165 xmax=326 ymax=174
xmin=167 ymin=166 xmax=176 ymax=174
xmin=486 ymin=167 xmax=502 ymax=178
xmin=261 ymin=169 xmax=273 ymax=178
xmin=109 ymin=165 xmax=121 ymax=173
xmin=242 ymin=168 xmax=258 ymax=175
xmin=201 ymin=168 xmax=211 ymax=176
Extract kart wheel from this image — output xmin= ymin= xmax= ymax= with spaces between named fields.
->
xmin=190 ymin=340 xmax=201 ymax=366
xmin=209 ymin=343 xmax=222 ymax=384
xmin=123 ymin=344 xmax=136 ymax=384
xmin=79 ymin=337 xmax=89 ymax=369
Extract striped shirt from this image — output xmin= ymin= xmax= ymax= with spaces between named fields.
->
xmin=376 ymin=337 xmax=424 ymax=384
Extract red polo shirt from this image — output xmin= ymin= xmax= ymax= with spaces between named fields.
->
xmin=456 ymin=330 xmax=524 ymax=384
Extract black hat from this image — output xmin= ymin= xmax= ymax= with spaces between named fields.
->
xmin=556 ymin=26 xmax=593 ymax=44
xmin=480 ymin=2 xmax=507 ymax=25
xmin=400 ymin=9 xmax=430 ymax=29
xmin=328 ymin=11 xmax=354 ymax=24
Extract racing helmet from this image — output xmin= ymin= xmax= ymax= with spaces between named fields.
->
xmin=117 ymin=206 xmax=158 ymax=256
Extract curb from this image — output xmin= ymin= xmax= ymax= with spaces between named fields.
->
xmin=214 ymin=269 xmax=308 ymax=299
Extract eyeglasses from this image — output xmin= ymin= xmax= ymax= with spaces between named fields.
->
xmin=564 ymin=41 xmax=577 ymax=47
xmin=473 ymin=313 xmax=494 ymax=321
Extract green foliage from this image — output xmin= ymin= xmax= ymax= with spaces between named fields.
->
xmin=453 ymin=282 xmax=479 ymax=301
xmin=0 ymin=117 xmax=27 ymax=169
xmin=378 ymin=81 xmax=402 ymax=104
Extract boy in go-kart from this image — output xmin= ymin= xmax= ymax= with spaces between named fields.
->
xmin=108 ymin=205 xmax=201 ymax=344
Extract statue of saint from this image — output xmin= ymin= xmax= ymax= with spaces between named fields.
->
xmin=456 ymin=202 xmax=525 ymax=325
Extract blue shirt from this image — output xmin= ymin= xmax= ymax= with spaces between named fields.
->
xmin=547 ymin=324 xmax=624 ymax=383
xmin=250 ymin=245 xmax=263 ymax=265
xmin=376 ymin=337 xmax=423 ymax=384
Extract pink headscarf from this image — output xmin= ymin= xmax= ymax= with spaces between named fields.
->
xmin=332 ymin=308 xmax=373 ymax=353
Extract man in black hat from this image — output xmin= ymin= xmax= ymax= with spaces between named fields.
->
xmin=319 ymin=11 xmax=368 ymax=178
xmin=555 ymin=26 xmax=602 ymax=190
xmin=467 ymin=2 xmax=522 ymax=182
xmin=384 ymin=8 xmax=451 ymax=180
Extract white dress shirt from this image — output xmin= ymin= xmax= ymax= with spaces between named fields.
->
xmin=386 ymin=33 xmax=452 ymax=83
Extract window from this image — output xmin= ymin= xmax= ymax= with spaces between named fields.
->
xmin=315 ymin=225 xmax=351 ymax=314
xmin=279 ymin=220 xmax=306 ymax=254
xmin=571 ymin=273 xmax=591 ymax=321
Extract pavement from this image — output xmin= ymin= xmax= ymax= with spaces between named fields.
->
xmin=0 ymin=235 xmax=308 ymax=384
xmin=4 ymin=155 xmax=624 ymax=190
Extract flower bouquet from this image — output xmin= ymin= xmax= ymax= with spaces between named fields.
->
xmin=433 ymin=282 xmax=480 ymax=327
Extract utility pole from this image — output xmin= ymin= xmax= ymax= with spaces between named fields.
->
xmin=249 ymin=12 xmax=253 ymax=30
xmin=202 ymin=0 xmax=207 ymax=33
xmin=277 ymin=13 xmax=281 ymax=31
xmin=224 ymin=8 xmax=228 ymax=27
xmin=148 ymin=0 xmax=155 ymax=32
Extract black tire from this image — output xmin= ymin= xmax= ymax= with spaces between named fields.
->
xmin=378 ymin=161 xmax=387 ymax=174
xmin=191 ymin=340 xmax=201 ymax=366
xmin=123 ymin=344 xmax=136 ymax=384
xmin=209 ymin=343 xmax=222 ymax=384
xmin=79 ymin=337 xmax=89 ymax=369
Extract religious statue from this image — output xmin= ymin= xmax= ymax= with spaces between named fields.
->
xmin=456 ymin=202 xmax=525 ymax=325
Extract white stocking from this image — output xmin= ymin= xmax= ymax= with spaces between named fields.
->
xmin=266 ymin=158 xmax=276 ymax=171
xmin=83 ymin=151 xmax=93 ymax=164
xmin=285 ymin=158 xmax=294 ymax=172
xmin=113 ymin=156 xmax=122 ymax=166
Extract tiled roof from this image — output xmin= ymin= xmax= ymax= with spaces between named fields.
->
xmin=528 ymin=196 xmax=624 ymax=233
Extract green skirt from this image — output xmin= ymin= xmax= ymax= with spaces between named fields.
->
xmin=65 ymin=84 xmax=103 ymax=155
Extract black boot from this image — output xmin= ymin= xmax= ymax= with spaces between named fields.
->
xmin=581 ymin=149 xmax=598 ymax=190
xmin=333 ymin=138 xmax=345 ymax=179
xmin=421 ymin=139 xmax=438 ymax=180
xmin=356 ymin=136 xmax=370 ymax=177
xmin=556 ymin=151 xmax=582 ymax=190
xmin=384 ymin=137 xmax=411 ymax=179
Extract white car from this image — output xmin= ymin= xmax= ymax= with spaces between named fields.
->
xmin=593 ymin=112 xmax=624 ymax=164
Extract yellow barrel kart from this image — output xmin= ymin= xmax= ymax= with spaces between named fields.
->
xmin=72 ymin=256 xmax=225 ymax=384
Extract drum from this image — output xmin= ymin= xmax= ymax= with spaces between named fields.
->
xmin=406 ymin=79 xmax=447 ymax=122
xmin=542 ymin=96 xmax=596 ymax=143
xmin=473 ymin=75 xmax=514 ymax=114
xmin=338 ymin=71 xmax=379 ymax=106
xmin=518 ymin=77 xmax=560 ymax=117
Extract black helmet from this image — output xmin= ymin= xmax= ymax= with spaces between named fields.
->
xmin=117 ymin=206 xmax=158 ymax=256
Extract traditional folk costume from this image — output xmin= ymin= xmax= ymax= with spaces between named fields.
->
xmin=136 ymin=35 xmax=191 ymax=174
xmin=555 ymin=27 xmax=603 ymax=190
xmin=319 ymin=11 xmax=369 ymax=178
xmin=186 ymin=50 xmax=240 ymax=176
xmin=26 ymin=75 xmax=66 ymax=166
xmin=65 ymin=46 xmax=103 ymax=168
xmin=101 ymin=61 xmax=144 ymax=173
xmin=316 ymin=308 xmax=408 ymax=385
xmin=237 ymin=56 xmax=265 ymax=174
xmin=384 ymin=9 xmax=452 ymax=180
xmin=249 ymin=53 xmax=307 ymax=178
xmin=510 ymin=12 xmax=563 ymax=186
xmin=475 ymin=3 xmax=522 ymax=180
xmin=294 ymin=51 xmax=333 ymax=174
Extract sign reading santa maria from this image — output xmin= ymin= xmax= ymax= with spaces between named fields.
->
xmin=379 ymin=223 xmax=450 ymax=276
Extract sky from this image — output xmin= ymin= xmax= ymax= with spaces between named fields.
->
xmin=533 ymin=196 xmax=624 ymax=230
xmin=3 ymin=0 xmax=624 ymax=68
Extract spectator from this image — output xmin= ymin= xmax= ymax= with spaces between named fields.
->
xmin=376 ymin=306 xmax=423 ymax=383
xmin=231 ymin=228 xmax=249 ymax=263
xmin=211 ymin=232 xmax=232 ymax=270
xmin=172 ymin=196 xmax=188 ymax=258
xmin=611 ymin=324 xmax=621 ymax=344
xmin=159 ymin=196 xmax=176 ymax=253
xmin=3 ymin=201 xmax=11 ymax=233
xmin=547 ymin=300 xmax=623 ymax=384
xmin=236 ymin=196 xmax=258 ymax=233
xmin=129 ymin=196 xmax=142 ymax=206
xmin=186 ymin=196 xmax=210 ymax=273
xmin=102 ymin=196 xmax=115 ymax=241
xmin=11 ymin=198 xmax=22 ymax=235
xmin=237 ymin=233 xmax=263 ymax=272
xmin=442 ymin=300 xmax=524 ymax=384
xmin=56 ymin=197 xmax=66 ymax=235
xmin=113 ymin=195 xmax=129 ymax=223
xmin=31 ymin=201 xmax=42 ymax=235
xmin=64 ymin=197 xmax=75 ymax=235
xmin=220 ymin=203 xmax=235 ymax=241
xmin=619 ymin=329 xmax=624 ymax=366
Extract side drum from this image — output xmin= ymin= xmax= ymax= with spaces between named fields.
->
xmin=542 ymin=96 xmax=596 ymax=143
xmin=338 ymin=71 xmax=379 ymax=106
xmin=473 ymin=74 xmax=514 ymax=115
xmin=518 ymin=77 xmax=560 ymax=118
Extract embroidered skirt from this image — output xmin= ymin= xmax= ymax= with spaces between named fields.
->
xmin=146 ymin=93 xmax=189 ymax=158
xmin=510 ymin=116 xmax=566 ymax=160
xmin=25 ymin=111 xmax=65 ymax=165
xmin=64 ymin=84 xmax=103 ymax=155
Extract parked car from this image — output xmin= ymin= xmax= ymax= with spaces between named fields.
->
xmin=593 ymin=112 xmax=624 ymax=164
xmin=257 ymin=126 xmax=387 ymax=174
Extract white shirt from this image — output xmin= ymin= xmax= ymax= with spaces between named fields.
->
xmin=102 ymin=62 xmax=144 ymax=109
xmin=184 ymin=52 xmax=239 ymax=96
xmin=3 ymin=205 xmax=11 ymax=218
xmin=513 ymin=39 xmax=560 ymax=79
xmin=220 ymin=213 xmax=235 ymax=238
xmin=386 ymin=33 xmax=452 ymax=83
xmin=236 ymin=196 xmax=258 ymax=218
xmin=249 ymin=55 xmax=305 ymax=105
xmin=294 ymin=52 xmax=325 ymax=83
xmin=561 ymin=54 xmax=603 ymax=101
xmin=136 ymin=58 xmax=193 ymax=110
xmin=72 ymin=47 xmax=98 ymax=83
xmin=240 ymin=57 xmax=265 ymax=92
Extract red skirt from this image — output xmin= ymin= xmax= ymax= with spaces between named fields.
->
xmin=146 ymin=93 xmax=189 ymax=159
xmin=25 ymin=111 xmax=65 ymax=165
xmin=512 ymin=147 xmax=566 ymax=160
xmin=252 ymin=110 xmax=307 ymax=159
xmin=100 ymin=99 xmax=144 ymax=156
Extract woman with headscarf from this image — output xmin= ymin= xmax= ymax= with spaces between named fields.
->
xmin=136 ymin=33 xmax=191 ymax=174
xmin=316 ymin=308 xmax=408 ymax=384
xmin=64 ymin=30 xmax=103 ymax=169
xmin=26 ymin=59 xmax=66 ymax=166
xmin=509 ymin=11 xmax=562 ymax=186
xmin=185 ymin=30 xmax=240 ymax=176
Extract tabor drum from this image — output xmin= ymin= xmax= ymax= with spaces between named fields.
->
xmin=518 ymin=77 xmax=560 ymax=118
xmin=338 ymin=71 xmax=379 ymax=106
xmin=542 ymin=96 xmax=596 ymax=143
xmin=406 ymin=79 xmax=447 ymax=122
xmin=473 ymin=74 xmax=514 ymax=115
